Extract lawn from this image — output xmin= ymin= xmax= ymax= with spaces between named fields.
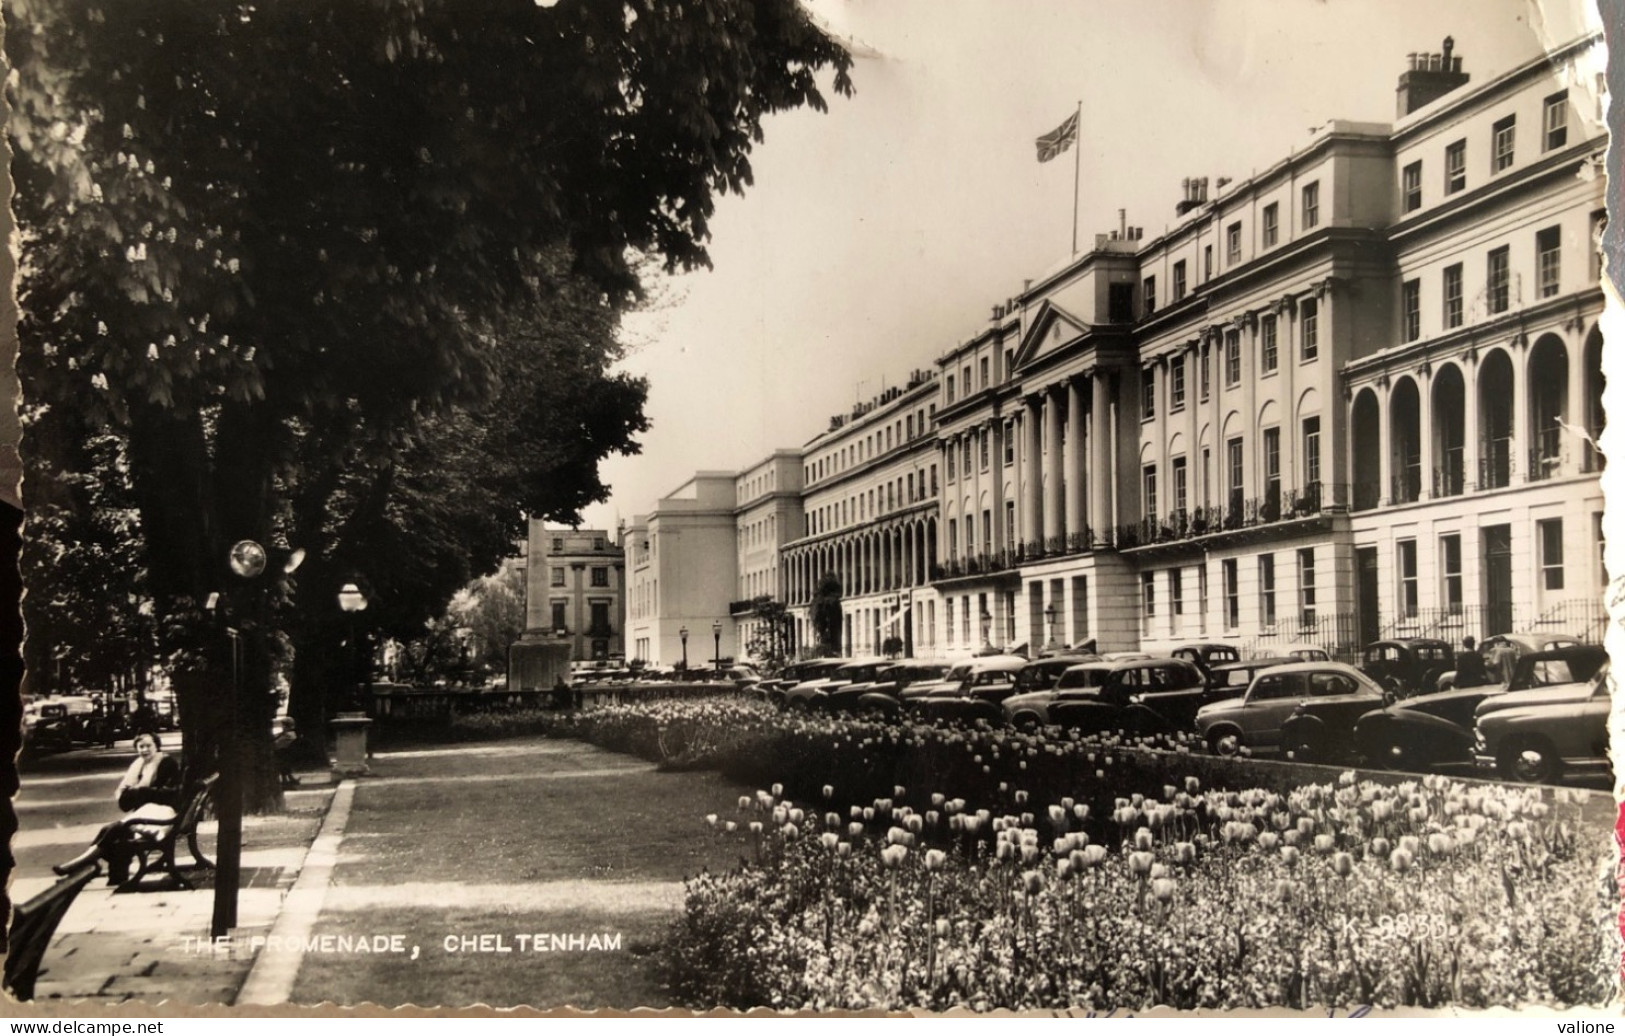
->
xmin=289 ymin=738 xmax=757 ymax=1008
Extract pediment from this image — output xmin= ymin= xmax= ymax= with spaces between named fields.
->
xmin=1012 ymin=300 xmax=1091 ymax=371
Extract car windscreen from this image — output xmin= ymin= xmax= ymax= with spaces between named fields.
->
xmin=1056 ymin=668 xmax=1107 ymax=690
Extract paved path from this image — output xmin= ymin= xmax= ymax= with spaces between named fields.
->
xmin=281 ymin=737 xmax=754 ymax=1010
xmin=12 ymin=739 xmax=338 ymax=1007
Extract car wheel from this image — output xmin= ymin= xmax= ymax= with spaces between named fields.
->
xmin=1207 ymin=728 xmax=1242 ymax=757
xmin=1499 ymin=737 xmax=1562 ymax=785
xmin=1011 ymin=712 xmax=1041 ymax=733
xmin=1284 ymin=730 xmax=1322 ymax=764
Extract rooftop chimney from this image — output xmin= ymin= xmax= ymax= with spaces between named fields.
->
xmin=1397 ymin=36 xmax=1469 ymax=117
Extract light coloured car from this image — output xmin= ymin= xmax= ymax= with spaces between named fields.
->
xmin=1195 ymin=662 xmax=1385 ymax=757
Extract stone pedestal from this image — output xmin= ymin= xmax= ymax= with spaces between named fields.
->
xmin=330 ymin=712 xmax=373 ymax=777
xmin=508 ymin=633 xmax=572 ymax=693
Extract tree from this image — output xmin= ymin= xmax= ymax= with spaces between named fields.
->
xmin=743 ymin=595 xmax=792 ymax=671
xmin=8 ymin=0 xmax=853 ymax=807
xmin=811 ymin=574 xmax=843 ymax=657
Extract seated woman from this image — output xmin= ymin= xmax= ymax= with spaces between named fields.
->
xmin=53 ymin=732 xmax=183 ymax=886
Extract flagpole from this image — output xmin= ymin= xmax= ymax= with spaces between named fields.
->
xmin=1071 ymin=100 xmax=1082 ymax=256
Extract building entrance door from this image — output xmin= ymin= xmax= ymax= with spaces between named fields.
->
xmin=1482 ymin=524 xmax=1513 ymax=636
xmin=1356 ymin=547 xmax=1380 ymax=647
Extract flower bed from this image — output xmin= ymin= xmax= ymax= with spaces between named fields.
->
xmin=533 ymin=697 xmax=1616 ymax=1010
xmin=668 ymin=778 xmax=1615 ymax=1011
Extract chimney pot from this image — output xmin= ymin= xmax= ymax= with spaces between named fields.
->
xmin=1452 ymin=56 xmax=1462 ymax=72
xmin=1407 ymin=52 xmax=1417 ymax=70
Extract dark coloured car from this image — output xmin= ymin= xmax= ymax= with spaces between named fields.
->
xmin=1352 ymin=644 xmax=1607 ymax=773
xmin=1169 ymin=642 xmax=1242 ymax=678
xmin=909 ymin=657 xmax=1029 ymax=722
xmin=1475 ymin=660 xmax=1612 ymax=784
xmin=1359 ymin=638 xmax=1454 ymax=699
xmin=753 ymin=658 xmax=846 ymax=706
xmin=831 ymin=661 xmax=951 ymax=713
xmin=1045 ymin=658 xmax=1210 ymax=735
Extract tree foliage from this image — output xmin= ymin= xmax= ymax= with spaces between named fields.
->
xmin=811 ymin=573 xmax=843 ymax=657
xmin=8 ymin=0 xmax=852 ymax=804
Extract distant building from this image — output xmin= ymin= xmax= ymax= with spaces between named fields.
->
xmin=624 ymin=473 xmax=739 ymax=667
xmin=631 ymin=33 xmax=1607 ymax=663
xmin=522 ymin=523 xmax=624 ymax=662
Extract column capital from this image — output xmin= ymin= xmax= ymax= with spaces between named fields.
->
xmin=1274 ymin=293 xmax=1297 ymax=316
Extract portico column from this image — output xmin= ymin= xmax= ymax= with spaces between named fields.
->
xmin=1566 ymin=334 xmax=1587 ymax=477
xmin=1417 ymin=369 xmax=1434 ymax=501
xmin=991 ymin=418 xmax=1007 ymax=554
xmin=1066 ymin=378 xmax=1085 ymax=545
xmin=1023 ymin=396 xmax=1043 ymax=550
xmin=1043 ymin=387 xmax=1064 ymax=546
xmin=1463 ymin=356 xmax=1480 ymax=489
xmin=1377 ymin=381 xmax=1392 ymax=505
xmin=1090 ymin=372 xmax=1113 ymax=545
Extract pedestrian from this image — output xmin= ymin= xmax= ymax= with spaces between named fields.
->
xmin=52 ymin=732 xmax=182 ymax=886
xmin=1453 ymin=635 xmax=1488 ymax=689
xmin=273 ymin=716 xmax=302 ymax=787
xmin=1486 ymin=637 xmax=1518 ymax=686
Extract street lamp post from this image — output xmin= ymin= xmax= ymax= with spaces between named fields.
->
xmin=333 ymin=582 xmax=374 ymax=778
xmin=679 ymin=625 xmax=689 ymax=673
xmin=712 ymin=620 xmax=722 ymax=673
xmin=337 ymin=583 xmax=369 ymax=708
xmin=210 ymin=538 xmax=268 ymax=939
xmin=1044 ymin=603 xmax=1058 ymax=650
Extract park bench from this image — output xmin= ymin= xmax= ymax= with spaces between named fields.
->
xmin=117 ymin=774 xmax=218 ymax=893
xmin=3 ymin=865 xmax=96 ymax=1000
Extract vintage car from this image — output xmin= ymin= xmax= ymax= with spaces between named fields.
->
xmin=782 ymin=658 xmax=886 ymax=708
xmin=1045 ymin=657 xmax=1212 ymax=734
xmin=1435 ymin=630 xmax=1585 ymax=690
xmin=1168 ymin=642 xmax=1242 ymax=676
xmin=1359 ymin=638 xmax=1454 ymax=699
xmin=908 ymin=656 xmax=1031 ymax=722
xmin=1474 ymin=659 xmax=1612 ymax=784
xmin=1204 ymin=657 xmax=1300 ymax=697
xmin=1195 ymin=662 xmax=1384 ymax=757
xmin=829 ymin=661 xmax=951 ymax=713
xmin=752 ymin=658 xmax=846 ymax=705
xmin=1351 ymin=644 xmax=1607 ymax=773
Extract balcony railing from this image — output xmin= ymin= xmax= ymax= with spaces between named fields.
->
xmin=1390 ymin=465 xmax=1421 ymax=505
xmin=1480 ymin=437 xmax=1512 ymax=490
xmin=1433 ymin=451 xmax=1465 ymax=498
xmin=1528 ymin=427 xmax=1563 ymax=483
xmin=729 ymin=599 xmax=758 ymax=616
xmin=1115 ymin=484 xmax=1347 ymax=549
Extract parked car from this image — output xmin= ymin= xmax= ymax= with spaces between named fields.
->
xmin=1276 ymin=642 xmax=1333 ymax=663
xmin=1001 ymin=662 xmax=1115 ymax=729
xmin=753 ymin=658 xmax=845 ymax=705
xmin=1474 ymin=660 xmax=1612 ymax=784
xmin=1353 ymin=644 xmax=1607 ymax=773
xmin=1204 ymin=657 xmax=1299 ymax=698
xmin=1046 ymin=657 xmax=1211 ymax=734
xmin=780 ymin=662 xmax=884 ymax=711
xmin=931 ymin=654 xmax=1099 ymax=728
xmin=1168 ymin=642 xmax=1241 ymax=677
xmin=1436 ymin=630 xmax=1585 ymax=690
xmin=1359 ymin=638 xmax=1454 ymax=699
xmin=834 ymin=661 xmax=951 ymax=713
xmin=1195 ymin=662 xmax=1384 ymax=758
xmin=907 ymin=656 xmax=1029 ymax=722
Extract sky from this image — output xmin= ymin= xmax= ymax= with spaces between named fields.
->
xmin=578 ymin=0 xmax=1602 ymax=535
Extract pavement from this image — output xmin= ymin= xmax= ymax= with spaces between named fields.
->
xmin=9 ymin=733 xmax=755 ymax=1010
xmin=10 ymin=739 xmax=340 ymax=1007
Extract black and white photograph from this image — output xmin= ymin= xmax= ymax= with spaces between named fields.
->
xmin=3 ymin=0 xmax=1623 ymax=1017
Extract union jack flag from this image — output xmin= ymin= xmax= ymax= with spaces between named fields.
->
xmin=1035 ymin=111 xmax=1078 ymax=163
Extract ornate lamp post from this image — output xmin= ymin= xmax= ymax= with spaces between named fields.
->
xmin=679 ymin=625 xmax=689 ymax=673
xmin=209 ymin=539 xmax=268 ymax=939
xmin=337 ymin=583 xmax=369 ymax=702
xmin=333 ymin=582 xmax=373 ymax=777
xmin=712 ymin=620 xmax=722 ymax=673
xmin=1044 ymin=602 xmax=1058 ymax=649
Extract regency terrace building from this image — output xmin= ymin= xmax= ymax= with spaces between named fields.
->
xmin=626 ymin=34 xmax=1608 ymax=666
